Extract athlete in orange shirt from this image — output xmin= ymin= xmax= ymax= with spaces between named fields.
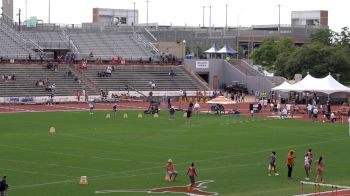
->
xmin=287 ymin=150 xmax=296 ymax=179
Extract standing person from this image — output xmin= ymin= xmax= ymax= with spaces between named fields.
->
xmin=165 ymin=159 xmax=178 ymax=181
xmin=187 ymin=162 xmax=198 ymax=190
xmin=194 ymin=102 xmax=200 ymax=114
xmin=287 ymin=150 xmax=296 ymax=179
xmin=304 ymin=154 xmax=311 ymax=181
xmin=112 ymin=104 xmax=117 ymax=119
xmin=89 ymin=102 xmax=94 ymax=114
xmin=0 ymin=176 xmax=8 ymax=196
xmin=167 ymin=97 xmax=172 ymax=109
xmin=268 ymin=151 xmax=279 ymax=176
xmin=169 ymin=106 xmax=176 ymax=120
xmin=186 ymin=102 xmax=194 ymax=124
xmin=315 ymin=157 xmax=324 ymax=183
xmin=306 ymin=149 xmax=313 ymax=172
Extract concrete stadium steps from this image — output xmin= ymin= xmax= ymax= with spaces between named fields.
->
xmin=68 ymin=33 xmax=153 ymax=60
xmin=0 ymin=64 xmax=95 ymax=97
xmin=0 ymin=21 xmax=37 ymax=59
xmin=81 ymin=65 xmax=206 ymax=91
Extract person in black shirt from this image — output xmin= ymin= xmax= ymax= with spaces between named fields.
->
xmin=186 ymin=102 xmax=194 ymax=124
xmin=0 ymin=176 xmax=8 ymax=196
xmin=112 ymin=104 xmax=117 ymax=119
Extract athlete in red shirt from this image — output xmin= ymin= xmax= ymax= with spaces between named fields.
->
xmin=187 ymin=162 xmax=197 ymax=189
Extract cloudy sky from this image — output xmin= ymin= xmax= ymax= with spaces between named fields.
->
xmin=1 ymin=0 xmax=349 ymax=32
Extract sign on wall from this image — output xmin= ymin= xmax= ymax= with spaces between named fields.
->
xmin=196 ymin=61 xmax=209 ymax=69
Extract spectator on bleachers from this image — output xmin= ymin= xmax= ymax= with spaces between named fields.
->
xmin=28 ymin=53 xmax=32 ymax=62
xmin=47 ymin=61 xmax=54 ymax=69
xmin=36 ymin=79 xmax=45 ymax=87
xmin=169 ymin=70 xmax=175 ymax=77
xmin=73 ymin=75 xmax=81 ymax=83
xmin=89 ymin=51 xmax=94 ymax=58
xmin=79 ymin=59 xmax=87 ymax=69
xmin=0 ymin=56 xmax=3 ymax=63
xmin=149 ymin=57 xmax=152 ymax=63
xmin=106 ymin=66 xmax=112 ymax=75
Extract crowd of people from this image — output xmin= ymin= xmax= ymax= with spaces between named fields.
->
xmin=1 ymin=74 xmax=15 ymax=82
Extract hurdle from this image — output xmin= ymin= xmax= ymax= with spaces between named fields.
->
xmin=298 ymin=181 xmax=350 ymax=196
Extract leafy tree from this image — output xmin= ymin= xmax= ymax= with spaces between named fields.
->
xmin=310 ymin=28 xmax=334 ymax=45
xmin=251 ymin=37 xmax=278 ymax=68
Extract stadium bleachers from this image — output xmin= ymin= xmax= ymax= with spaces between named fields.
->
xmin=20 ymin=31 xmax=69 ymax=49
xmin=0 ymin=64 xmax=96 ymax=97
xmin=80 ymin=65 xmax=207 ymax=91
xmin=0 ymin=20 xmax=38 ymax=60
xmin=68 ymin=32 xmax=154 ymax=60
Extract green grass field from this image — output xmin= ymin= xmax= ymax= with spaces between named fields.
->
xmin=0 ymin=110 xmax=349 ymax=196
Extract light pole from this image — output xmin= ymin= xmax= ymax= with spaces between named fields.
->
xmin=48 ymin=0 xmax=51 ymax=24
xmin=202 ymin=6 xmax=205 ymax=27
xmin=133 ymin=2 xmax=136 ymax=26
xmin=25 ymin=0 xmax=27 ymax=21
xmin=278 ymin=4 xmax=281 ymax=38
xmin=209 ymin=6 xmax=212 ymax=29
xmin=225 ymin=4 xmax=229 ymax=29
xmin=146 ymin=0 xmax=150 ymax=26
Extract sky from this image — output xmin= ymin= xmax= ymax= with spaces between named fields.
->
xmin=1 ymin=0 xmax=349 ymax=32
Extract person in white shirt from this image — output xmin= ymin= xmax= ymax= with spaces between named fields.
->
xmin=89 ymin=103 xmax=94 ymax=114
xmin=304 ymin=154 xmax=311 ymax=181
xmin=194 ymin=102 xmax=200 ymax=114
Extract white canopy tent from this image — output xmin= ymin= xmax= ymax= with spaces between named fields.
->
xmin=271 ymin=73 xmax=350 ymax=95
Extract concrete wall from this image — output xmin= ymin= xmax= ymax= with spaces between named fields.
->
xmin=185 ymin=59 xmax=277 ymax=94
xmin=184 ymin=59 xmax=224 ymax=89
xmin=158 ymin=42 xmax=185 ymax=58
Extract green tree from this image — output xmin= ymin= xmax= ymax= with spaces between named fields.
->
xmin=310 ymin=28 xmax=334 ymax=45
xmin=251 ymin=37 xmax=278 ymax=68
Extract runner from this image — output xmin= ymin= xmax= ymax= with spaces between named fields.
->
xmin=89 ymin=102 xmax=94 ymax=114
xmin=268 ymin=151 xmax=279 ymax=176
xmin=316 ymin=157 xmax=324 ymax=183
xmin=187 ymin=162 xmax=198 ymax=190
xmin=304 ymin=154 xmax=311 ymax=180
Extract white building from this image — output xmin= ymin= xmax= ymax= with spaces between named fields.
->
xmin=291 ymin=10 xmax=328 ymax=28
xmin=93 ymin=8 xmax=139 ymax=26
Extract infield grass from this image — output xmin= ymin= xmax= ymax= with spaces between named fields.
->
xmin=0 ymin=110 xmax=349 ymax=196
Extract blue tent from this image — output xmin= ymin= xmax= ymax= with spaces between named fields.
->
xmin=218 ymin=44 xmax=238 ymax=54
xmin=204 ymin=43 xmax=220 ymax=54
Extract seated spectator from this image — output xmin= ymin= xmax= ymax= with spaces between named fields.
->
xmin=47 ymin=61 xmax=53 ymax=69
xmin=169 ymin=70 xmax=175 ymax=77
xmin=79 ymin=60 xmax=87 ymax=69
xmin=36 ymin=79 xmax=45 ymax=87
xmin=106 ymin=66 xmax=112 ymax=75
xmin=330 ymin=112 xmax=336 ymax=123
xmin=280 ymin=107 xmax=288 ymax=119
xmin=89 ymin=51 xmax=94 ymax=58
